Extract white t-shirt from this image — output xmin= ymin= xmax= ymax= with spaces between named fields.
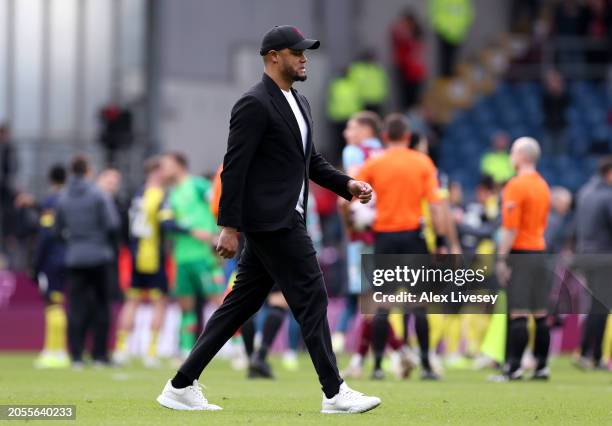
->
xmin=281 ymin=89 xmax=308 ymax=215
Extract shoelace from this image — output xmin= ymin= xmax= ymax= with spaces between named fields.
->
xmin=340 ymin=387 xmax=365 ymax=400
xmin=188 ymin=382 xmax=209 ymax=404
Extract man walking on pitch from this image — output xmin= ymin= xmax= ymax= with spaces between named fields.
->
xmin=157 ymin=25 xmax=380 ymax=414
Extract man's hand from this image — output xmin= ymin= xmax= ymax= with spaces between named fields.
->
xmin=216 ymin=227 xmax=239 ymax=259
xmin=496 ymin=258 xmax=511 ymax=288
xmin=191 ymin=229 xmax=212 ymax=243
xmin=347 ymin=180 xmax=373 ymax=204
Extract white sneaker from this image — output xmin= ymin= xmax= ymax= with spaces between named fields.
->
xmin=487 ymin=368 xmax=524 ymax=382
xmin=157 ymin=379 xmax=223 ymax=411
xmin=321 ymin=382 xmax=381 ymax=414
xmin=112 ymin=350 xmax=130 ymax=366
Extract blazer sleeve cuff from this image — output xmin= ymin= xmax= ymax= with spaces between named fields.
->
xmin=336 ymin=175 xmax=354 ymax=201
xmin=217 ymin=212 xmax=242 ymax=230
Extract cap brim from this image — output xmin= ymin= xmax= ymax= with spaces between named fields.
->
xmin=290 ymin=39 xmax=320 ymax=51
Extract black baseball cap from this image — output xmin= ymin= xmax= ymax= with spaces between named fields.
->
xmin=260 ymin=25 xmax=320 ymax=56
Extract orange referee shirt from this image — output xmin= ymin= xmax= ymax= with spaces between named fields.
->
xmin=501 ymin=171 xmax=550 ymax=250
xmin=356 ymin=146 xmax=441 ymax=232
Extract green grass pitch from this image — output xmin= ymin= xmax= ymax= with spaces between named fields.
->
xmin=1 ymin=353 xmax=611 ymax=425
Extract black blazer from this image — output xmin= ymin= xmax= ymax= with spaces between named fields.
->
xmin=218 ymin=73 xmax=353 ymax=232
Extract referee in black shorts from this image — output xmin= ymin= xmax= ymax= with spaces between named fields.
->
xmin=492 ymin=137 xmax=552 ymax=381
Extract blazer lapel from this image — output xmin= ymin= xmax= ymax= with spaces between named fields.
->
xmin=263 ymin=75 xmax=305 ymax=157
xmin=293 ymin=89 xmax=313 ymax=160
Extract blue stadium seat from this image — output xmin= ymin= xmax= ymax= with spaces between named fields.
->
xmin=440 ymin=79 xmax=604 ymax=193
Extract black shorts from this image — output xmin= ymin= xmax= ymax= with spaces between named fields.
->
xmin=374 ymin=229 xmax=428 ymax=255
xmin=131 ymin=268 xmax=168 ymax=295
xmin=370 ymin=230 xmax=433 ymax=311
xmin=507 ymin=250 xmax=551 ymax=312
xmin=38 ymin=266 xmax=66 ymax=303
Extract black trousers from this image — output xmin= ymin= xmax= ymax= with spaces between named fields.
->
xmin=580 ymin=271 xmax=611 ymax=363
xmin=67 ymin=264 xmax=110 ymax=362
xmin=179 ymin=212 xmax=342 ymax=397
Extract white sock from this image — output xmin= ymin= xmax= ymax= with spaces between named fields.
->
xmin=349 ymin=354 xmax=363 ymax=368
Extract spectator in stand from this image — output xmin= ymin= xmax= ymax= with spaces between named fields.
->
xmin=509 ymin=0 xmax=542 ymax=34
xmin=428 ymin=0 xmax=474 ymax=77
xmin=552 ymin=0 xmax=589 ymax=67
xmin=390 ymin=10 xmax=427 ymax=110
xmin=542 ymin=69 xmax=570 ymax=156
xmin=348 ymin=51 xmax=389 ymax=115
xmin=553 ymin=0 xmax=588 ymax=36
xmin=327 ymin=70 xmax=363 ymax=162
xmin=582 ymin=0 xmax=612 ymax=68
xmin=406 ymin=105 xmax=441 ymax=171
xmin=480 ymin=131 xmax=515 ymax=185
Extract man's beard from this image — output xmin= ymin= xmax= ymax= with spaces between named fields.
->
xmin=282 ymin=62 xmax=307 ymax=82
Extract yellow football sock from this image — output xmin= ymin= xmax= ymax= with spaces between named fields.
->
xmin=527 ymin=316 xmax=535 ymax=352
xmin=389 ymin=312 xmax=404 ymax=342
xmin=464 ymin=313 xmax=490 ymax=355
xmin=445 ymin=314 xmax=462 ymax=354
xmin=44 ymin=304 xmax=67 ymax=352
xmin=602 ymin=314 xmax=612 ymax=363
xmin=148 ymin=331 xmax=159 ymax=358
xmin=116 ymin=329 xmax=129 ymax=353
